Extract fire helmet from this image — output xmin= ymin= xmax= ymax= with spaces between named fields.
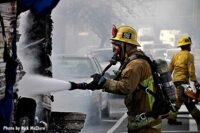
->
xmin=111 ymin=25 xmax=140 ymax=47
xmin=178 ymin=36 xmax=192 ymax=47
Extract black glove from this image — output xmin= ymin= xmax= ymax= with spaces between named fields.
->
xmin=88 ymin=73 xmax=106 ymax=90
xmin=193 ymin=81 xmax=200 ymax=103
xmin=69 ymin=82 xmax=88 ymax=90
xmin=195 ymin=81 xmax=200 ymax=89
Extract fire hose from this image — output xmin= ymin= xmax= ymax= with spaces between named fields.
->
xmin=97 ymin=53 xmax=118 ymax=85
xmin=69 ymin=53 xmax=119 ymax=90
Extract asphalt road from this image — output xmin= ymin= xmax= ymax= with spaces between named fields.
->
xmin=81 ymin=99 xmax=200 ymax=133
xmin=81 ymin=112 xmax=200 ymax=133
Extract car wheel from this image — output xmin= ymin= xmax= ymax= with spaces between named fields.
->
xmin=15 ymin=97 xmax=36 ymax=133
xmin=19 ymin=116 xmax=29 ymax=133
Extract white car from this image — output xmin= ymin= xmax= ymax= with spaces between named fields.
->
xmin=89 ymin=48 xmax=125 ymax=99
xmin=150 ymin=48 xmax=167 ymax=60
xmin=51 ymin=55 xmax=109 ymax=125
xmin=89 ymin=47 xmax=121 ymax=78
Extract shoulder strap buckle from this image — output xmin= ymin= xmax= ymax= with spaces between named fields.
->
xmin=135 ymin=113 xmax=147 ymax=121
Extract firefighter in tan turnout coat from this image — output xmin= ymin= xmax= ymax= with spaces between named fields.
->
xmin=70 ymin=25 xmax=162 ymax=133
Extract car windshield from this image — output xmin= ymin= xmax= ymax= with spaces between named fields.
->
xmin=91 ymin=50 xmax=113 ymax=63
xmin=53 ymin=57 xmax=97 ymax=79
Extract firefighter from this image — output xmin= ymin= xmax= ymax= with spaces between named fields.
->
xmin=168 ymin=36 xmax=200 ymax=126
xmin=70 ymin=25 xmax=161 ymax=133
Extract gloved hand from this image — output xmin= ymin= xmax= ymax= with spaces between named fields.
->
xmin=194 ymin=81 xmax=200 ymax=103
xmin=194 ymin=81 xmax=200 ymax=89
xmin=88 ymin=73 xmax=106 ymax=90
xmin=69 ymin=82 xmax=88 ymax=90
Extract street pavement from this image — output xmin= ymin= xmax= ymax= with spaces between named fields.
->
xmin=81 ymin=99 xmax=200 ymax=133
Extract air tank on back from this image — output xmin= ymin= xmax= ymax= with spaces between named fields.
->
xmin=155 ymin=59 xmax=176 ymax=102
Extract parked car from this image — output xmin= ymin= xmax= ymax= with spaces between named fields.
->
xmin=51 ymin=55 xmax=109 ymax=125
xmin=142 ymin=43 xmax=172 ymax=53
xmin=89 ymin=48 xmax=124 ymax=99
xmin=89 ymin=47 xmax=120 ymax=78
xmin=150 ymin=48 xmax=167 ymax=60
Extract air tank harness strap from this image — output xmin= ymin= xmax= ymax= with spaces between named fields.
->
xmin=127 ymin=112 xmax=161 ymax=130
xmin=114 ymin=54 xmax=145 ymax=80
xmin=127 ymin=112 xmax=154 ymax=121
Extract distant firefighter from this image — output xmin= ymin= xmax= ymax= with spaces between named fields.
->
xmin=168 ymin=36 xmax=200 ymax=129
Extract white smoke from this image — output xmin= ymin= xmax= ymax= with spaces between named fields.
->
xmin=18 ymin=11 xmax=41 ymax=74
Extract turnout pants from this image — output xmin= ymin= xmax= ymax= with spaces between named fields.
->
xmin=168 ymin=81 xmax=200 ymax=125
xmin=127 ymin=115 xmax=161 ymax=133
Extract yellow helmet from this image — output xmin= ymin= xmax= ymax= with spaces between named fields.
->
xmin=178 ymin=36 xmax=192 ymax=47
xmin=111 ymin=25 xmax=140 ymax=47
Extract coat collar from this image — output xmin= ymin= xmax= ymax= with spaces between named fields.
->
xmin=126 ymin=49 xmax=145 ymax=59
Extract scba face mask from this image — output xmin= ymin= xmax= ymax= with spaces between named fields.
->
xmin=112 ymin=42 xmax=125 ymax=63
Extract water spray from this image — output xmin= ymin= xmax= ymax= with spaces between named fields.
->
xmin=18 ymin=74 xmax=71 ymax=97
